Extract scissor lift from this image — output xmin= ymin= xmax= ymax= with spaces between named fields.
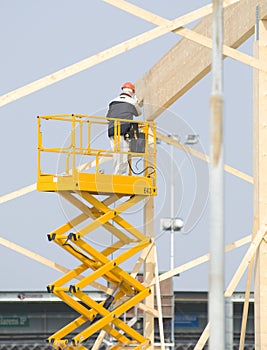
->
xmin=37 ymin=114 xmax=157 ymax=350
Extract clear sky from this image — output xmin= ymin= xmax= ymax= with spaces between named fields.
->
xmin=0 ymin=1 xmax=254 ymax=292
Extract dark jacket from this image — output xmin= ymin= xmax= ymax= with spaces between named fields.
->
xmin=106 ymin=94 xmax=142 ymax=137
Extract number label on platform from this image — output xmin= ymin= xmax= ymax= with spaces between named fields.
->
xmin=144 ymin=187 xmax=152 ymax=194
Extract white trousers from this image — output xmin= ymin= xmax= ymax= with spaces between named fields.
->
xmin=109 ymin=137 xmax=130 ymax=175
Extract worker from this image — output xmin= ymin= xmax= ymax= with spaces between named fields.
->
xmin=106 ymin=82 xmax=142 ymax=175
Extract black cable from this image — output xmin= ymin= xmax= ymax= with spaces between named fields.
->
xmin=135 ymin=157 xmax=142 ymax=170
xmin=128 ymin=160 xmax=155 ymax=176
xmin=63 ymin=238 xmax=95 ymax=262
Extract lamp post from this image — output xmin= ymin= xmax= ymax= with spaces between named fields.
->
xmin=160 ymin=134 xmax=183 ymax=268
xmin=209 ymin=1 xmax=224 ymax=349
xmin=159 ymin=132 xmax=198 ymax=346
xmin=161 ymin=134 xmax=182 ymax=348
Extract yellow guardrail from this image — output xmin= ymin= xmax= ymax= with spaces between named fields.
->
xmin=37 ymin=114 xmax=157 ymax=180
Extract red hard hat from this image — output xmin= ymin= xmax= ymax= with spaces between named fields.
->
xmin=121 ymin=82 xmax=135 ymax=93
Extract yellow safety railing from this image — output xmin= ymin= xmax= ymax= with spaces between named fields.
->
xmin=37 ymin=114 xmax=157 ymax=180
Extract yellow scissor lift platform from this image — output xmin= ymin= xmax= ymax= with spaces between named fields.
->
xmin=37 ymin=114 xmax=157 ymax=350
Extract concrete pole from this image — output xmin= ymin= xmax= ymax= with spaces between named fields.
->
xmin=209 ymin=0 xmax=225 ymax=349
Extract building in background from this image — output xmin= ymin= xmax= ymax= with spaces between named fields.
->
xmin=0 ymin=289 xmax=254 ymax=350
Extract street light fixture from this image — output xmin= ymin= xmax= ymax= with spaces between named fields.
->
xmin=160 ymin=217 xmax=184 ymax=232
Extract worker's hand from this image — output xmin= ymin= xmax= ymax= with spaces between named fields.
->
xmin=133 ymin=94 xmax=143 ymax=107
xmin=138 ymin=99 xmax=144 ymax=107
